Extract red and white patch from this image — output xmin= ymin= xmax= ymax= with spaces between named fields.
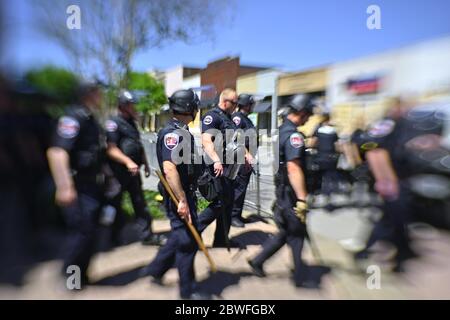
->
xmin=105 ymin=120 xmax=118 ymax=132
xmin=232 ymin=116 xmax=241 ymax=126
xmin=57 ymin=116 xmax=80 ymax=139
xmin=368 ymin=120 xmax=395 ymax=138
xmin=203 ymin=115 xmax=213 ymax=126
xmin=164 ymin=133 xmax=179 ymax=150
xmin=289 ymin=133 xmax=304 ymax=148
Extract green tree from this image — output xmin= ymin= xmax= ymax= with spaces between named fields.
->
xmin=128 ymin=72 xmax=166 ymax=114
xmin=25 ymin=66 xmax=79 ymax=105
xmin=25 ymin=66 xmax=79 ymax=117
xmin=33 ymin=0 xmax=235 ymax=86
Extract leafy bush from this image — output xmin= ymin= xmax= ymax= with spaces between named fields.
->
xmin=197 ymin=197 xmax=210 ymax=212
xmin=121 ymin=190 xmax=165 ymax=220
xmin=25 ymin=66 xmax=79 ymax=117
xmin=122 ymin=190 xmax=210 ymax=220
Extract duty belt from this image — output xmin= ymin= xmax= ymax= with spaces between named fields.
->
xmin=73 ymin=171 xmax=105 ymax=186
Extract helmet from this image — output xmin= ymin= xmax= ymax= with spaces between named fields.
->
xmin=168 ymin=89 xmax=200 ymax=114
xmin=287 ymin=94 xmax=314 ymax=114
xmin=118 ymin=89 xmax=137 ymax=106
xmin=237 ymin=94 xmax=254 ymax=107
xmin=77 ymin=79 xmax=105 ymax=100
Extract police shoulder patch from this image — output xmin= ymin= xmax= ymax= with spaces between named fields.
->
xmin=289 ymin=132 xmax=304 ymax=148
xmin=105 ymin=120 xmax=118 ymax=132
xmin=232 ymin=116 xmax=241 ymax=126
xmin=203 ymin=115 xmax=213 ymax=126
xmin=164 ymin=132 xmax=179 ymax=150
xmin=368 ymin=119 xmax=396 ymax=138
xmin=57 ymin=116 xmax=80 ymax=139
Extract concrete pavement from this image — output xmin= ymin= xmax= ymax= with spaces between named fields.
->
xmin=1 ymin=212 xmax=449 ymax=299
xmin=3 ymin=135 xmax=447 ymax=299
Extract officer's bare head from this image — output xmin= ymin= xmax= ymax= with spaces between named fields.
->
xmin=219 ymin=88 xmax=238 ymax=114
xmin=386 ymin=96 xmax=412 ymax=120
xmin=118 ymin=90 xmax=137 ymax=119
xmin=78 ymin=82 xmax=103 ymax=110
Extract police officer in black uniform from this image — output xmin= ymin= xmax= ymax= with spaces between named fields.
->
xmin=143 ymin=89 xmax=210 ymax=299
xmin=105 ymin=90 xmax=162 ymax=245
xmin=230 ymin=94 xmax=256 ymax=228
xmin=353 ymin=100 xmax=447 ymax=271
xmin=47 ymin=82 xmax=105 ymax=286
xmin=198 ymin=88 xmax=250 ymax=247
xmin=248 ymin=94 xmax=318 ymax=288
xmin=310 ymin=113 xmax=340 ymax=198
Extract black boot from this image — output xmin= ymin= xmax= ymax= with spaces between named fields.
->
xmin=247 ymin=259 xmax=266 ymax=277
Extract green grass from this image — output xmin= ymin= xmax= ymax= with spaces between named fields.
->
xmin=197 ymin=197 xmax=210 ymax=212
xmin=121 ymin=190 xmax=165 ymax=220
xmin=121 ymin=190 xmax=210 ymax=220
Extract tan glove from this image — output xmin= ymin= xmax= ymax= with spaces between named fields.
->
xmin=293 ymin=200 xmax=308 ymax=224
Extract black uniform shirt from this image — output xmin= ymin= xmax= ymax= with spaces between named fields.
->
xmin=157 ymin=118 xmax=198 ymax=190
xmin=201 ymin=106 xmax=237 ymax=161
xmin=105 ymin=114 xmax=144 ymax=166
xmin=51 ymin=105 xmax=104 ymax=176
xmin=232 ymin=111 xmax=257 ymax=153
xmin=357 ymin=117 xmax=413 ymax=178
xmin=279 ymin=118 xmax=306 ymax=165
xmin=232 ymin=111 xmax=255 ymax=131
xmin=313 ymin=123 xmax=338 ymax=154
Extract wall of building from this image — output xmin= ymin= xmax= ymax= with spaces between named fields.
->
xmin=327 ymin=36 xmax=450 ymax=133
xmin=182 ymin=74 xmax=202 ymax=132
xmin=237 ymin=73 xmax=258 ymax=94
xmin=164 ymin=65 xmax=184 ymax=97
xmin=278 ymin=68 xmax=328 ymax=96
xmin=237 ymin=69 xmax=282 ymax=96
xmin=182 ymin=74 xmax=201 ymax=94
xmin=201 ymin=57 xmax=240 ymax=99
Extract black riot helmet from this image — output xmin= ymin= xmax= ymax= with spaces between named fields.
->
xmin=118 ymin=89 xmax=137 ymax=107
xmin=168 ymin=89 xmax=200 ymax=115
xmin=287 ymin=94 xmax=314 ymax=114
xmin=237 ymin=94 xmax=254 ymax=108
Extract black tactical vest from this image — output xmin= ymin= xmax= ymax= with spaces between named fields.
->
xmin=112 ymin=115 xmax=144 ymax=165
xmin=68 ymin=105 xmax=105 ymax=176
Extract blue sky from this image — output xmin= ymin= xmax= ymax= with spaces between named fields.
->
xmin=3 ymin=0 xmax=450 ymax=73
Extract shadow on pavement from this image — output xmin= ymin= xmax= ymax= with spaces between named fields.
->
xmin=305 ymin=265 xmax=332 ymax=285
xmin=96 ymin=223 xmax=170 ymax=252
xmin=230 ymin=230 xmax=272 ymax=247
xmin=263 ymin=265 xmax=332 ymax=289
xmin=91 ymin=265 xmax=148 ymax=286
xmin=197 ymin=265 xmax=332 ymax=296
xmin=243 ymin=214 xmax=271 ymax=225
xmin=196 ymin=271 xmax=254 ymax=297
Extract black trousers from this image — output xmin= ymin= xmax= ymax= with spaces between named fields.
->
xmin=146 ymin=194 xmax=198 ymax=298
xmin=111 ymin=171 xmax=152 ymax=238
xmin=61 ymin=183 xmax=102 ymax=279
xmin=231 ymin=167 xmax=252 ymax=219
xmin=363 ymin=183 xmax=413 ymax=262
xmin=198 ymin=176 xmax=234 ymax=246
xmin=252 ymin=185 xmax=309 ymax=285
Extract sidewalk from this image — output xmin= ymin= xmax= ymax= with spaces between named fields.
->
xmin=2 ymin=211 xmax=449 ymax=299
xmin=4 ymin=135 xmax=444 ymax=299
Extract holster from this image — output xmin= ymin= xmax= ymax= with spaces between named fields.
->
xmin=197 ymin=169 xmax=220 ymax=201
